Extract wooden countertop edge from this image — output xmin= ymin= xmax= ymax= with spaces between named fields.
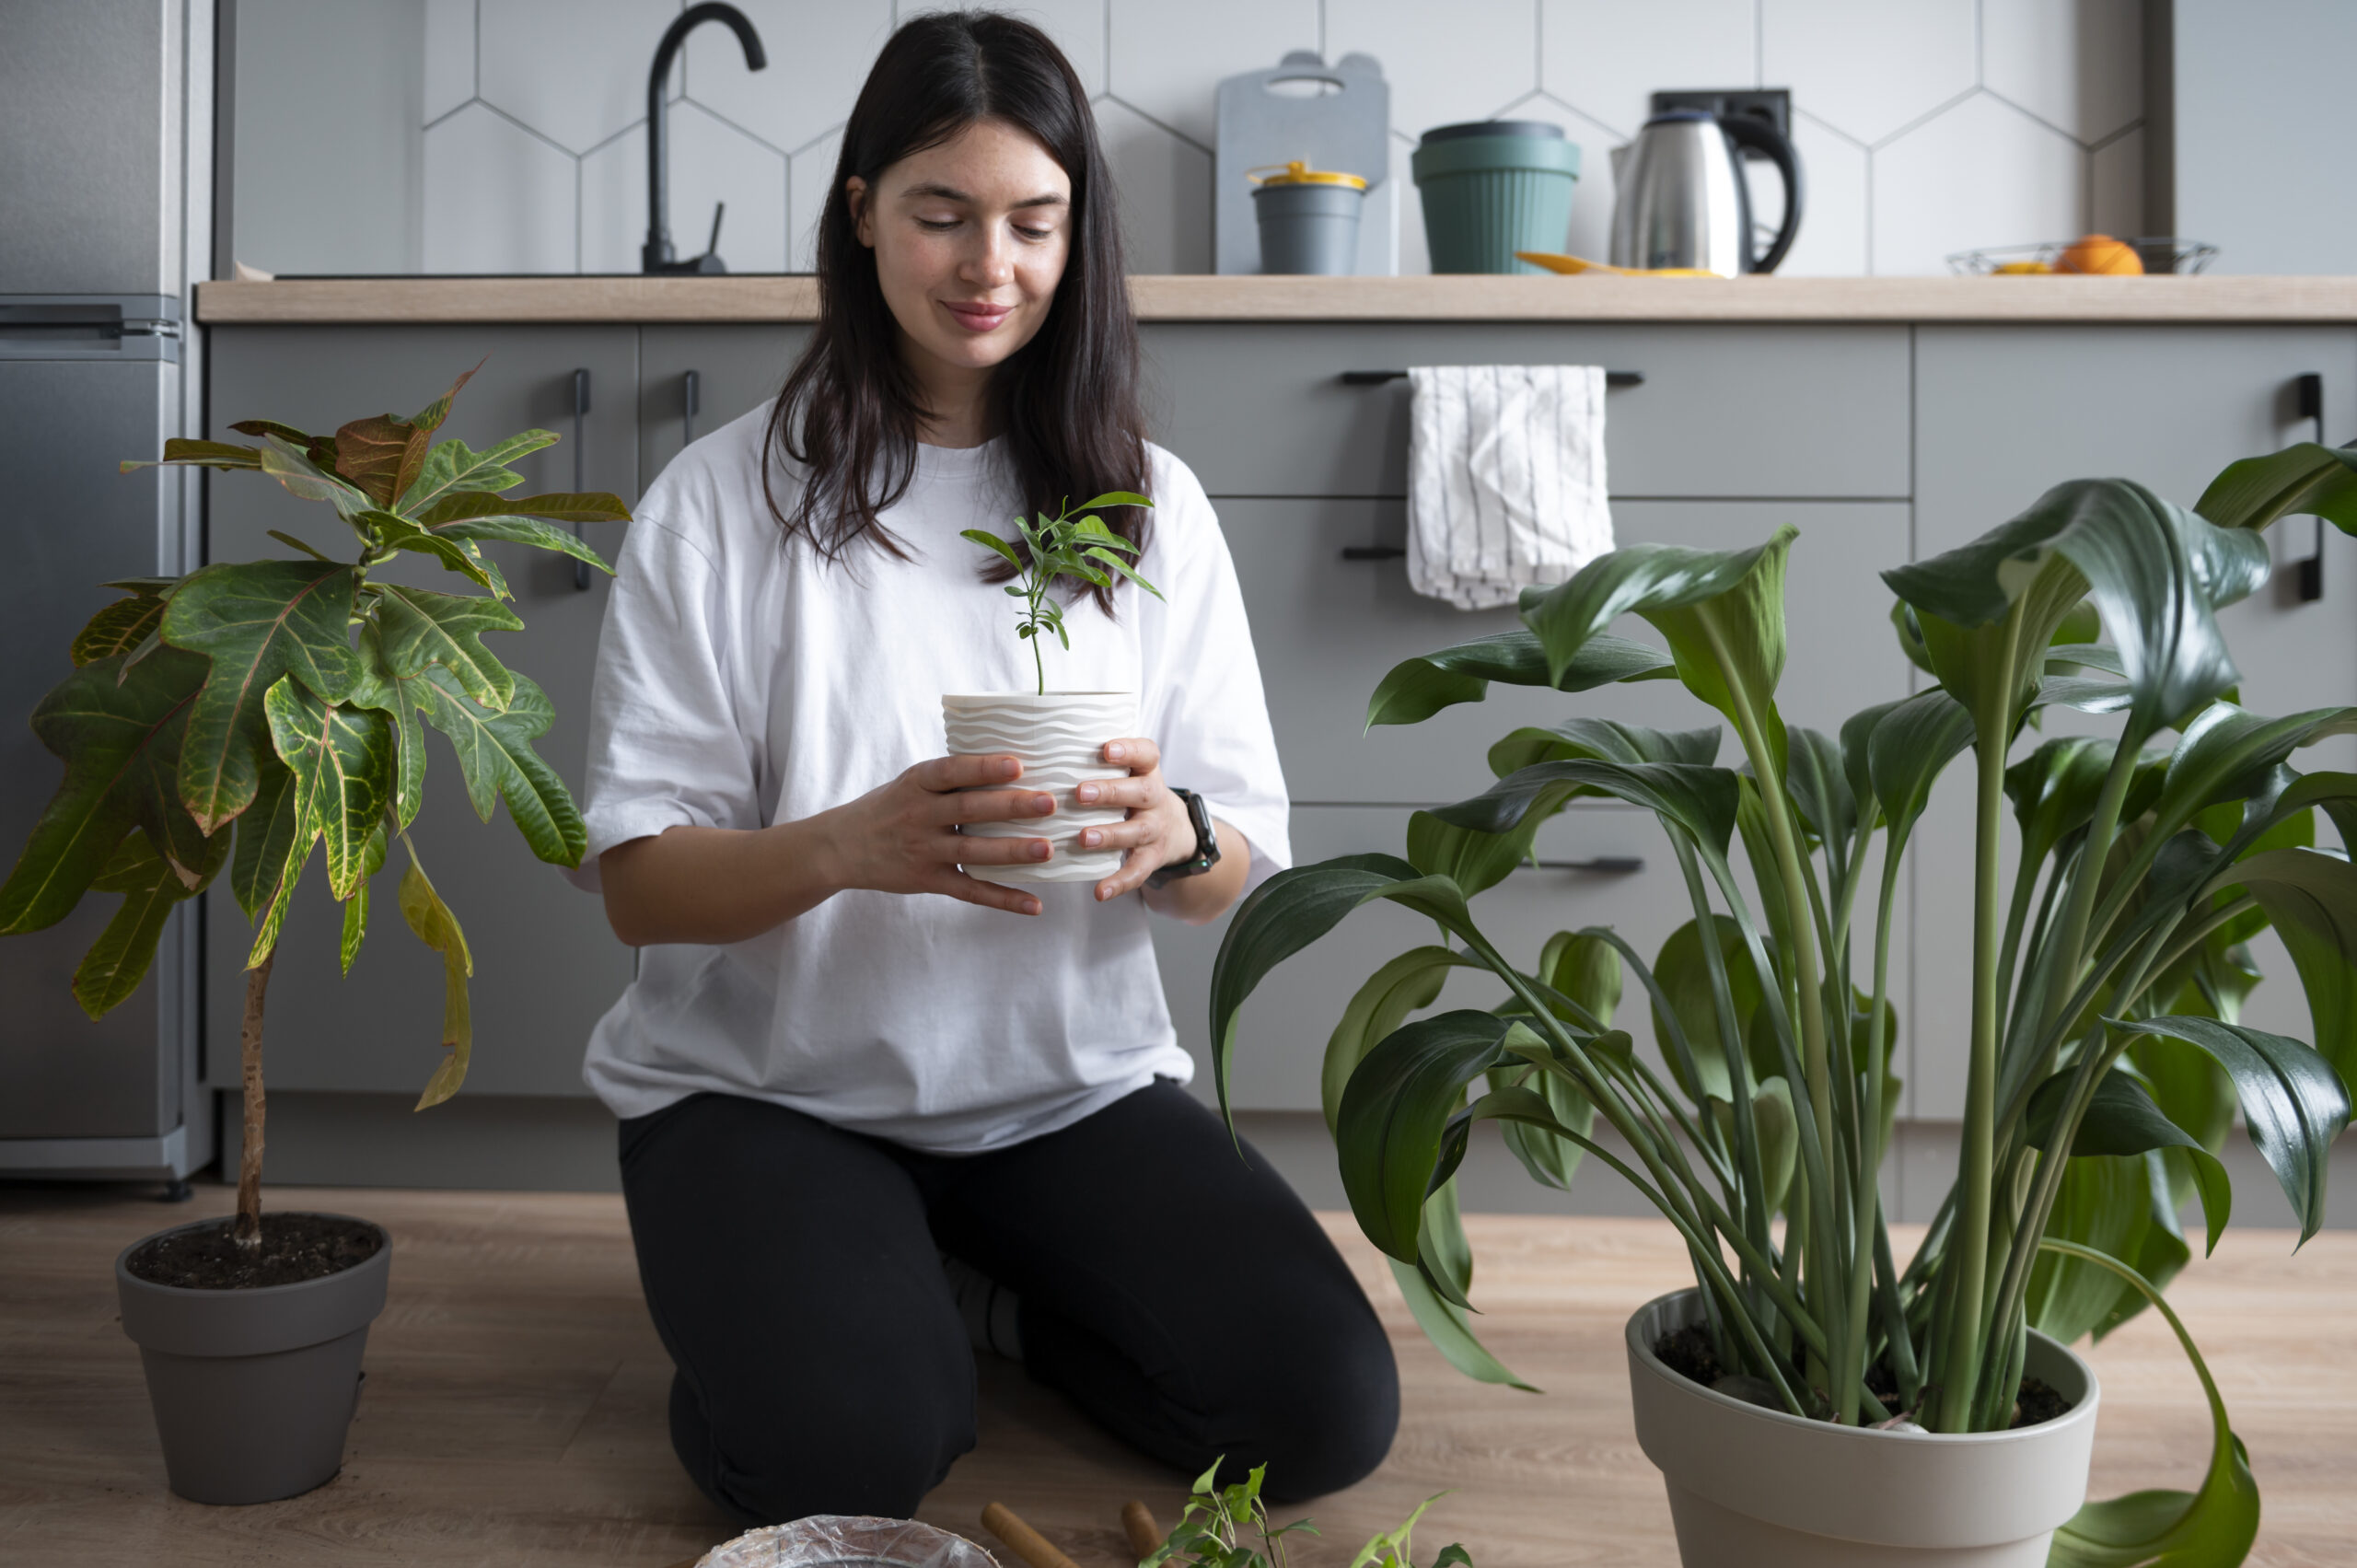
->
xmin=194 ymin=273 xmax=2357 ymax=325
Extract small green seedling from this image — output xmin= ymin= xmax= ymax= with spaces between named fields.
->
xmin=1139 ymin=1459 xmax=1470 ymax=1568
xmin=962 ymin=492 xmax=1158 ymax=695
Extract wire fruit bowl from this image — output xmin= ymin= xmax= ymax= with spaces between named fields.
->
xmin=1947 ymin=238 xmax=2219 ymax=275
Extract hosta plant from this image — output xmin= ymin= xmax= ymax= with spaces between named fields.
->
xmin=0 ymin=365 xmax=622 ymax=1250
xmin=1213 ymin=440 xmax=2357 ymax=1563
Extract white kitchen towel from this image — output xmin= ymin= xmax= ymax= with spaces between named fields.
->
xmin=1406 ymin=365 xmax=1612 ymax=610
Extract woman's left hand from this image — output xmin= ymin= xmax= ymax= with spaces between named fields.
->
xmin=1076 ymin=738 xmax=1192 ymax=901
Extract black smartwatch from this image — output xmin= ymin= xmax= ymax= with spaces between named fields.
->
xmin=1145 ymin=787 xmax=1221 ymax=890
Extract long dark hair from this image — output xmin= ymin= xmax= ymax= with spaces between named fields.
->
xmin=763 ymin=10 xmax=1148 ymax=610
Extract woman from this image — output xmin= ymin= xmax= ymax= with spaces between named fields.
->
xmin=577 ymin=10 xmax=1399 ymax=1528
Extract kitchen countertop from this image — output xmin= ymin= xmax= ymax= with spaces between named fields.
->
xmin=193 ymin=273 xmax=2357 ymax=325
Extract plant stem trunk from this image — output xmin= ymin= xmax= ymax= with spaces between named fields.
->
xmin=232 ymin=951 xmax=275 ymax=1251
xmin=1935 ymin=700 xmax=2011 ymax=1430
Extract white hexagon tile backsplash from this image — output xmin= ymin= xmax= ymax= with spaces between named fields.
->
xmin=410 ymin=0 xmax=2145 ymax=276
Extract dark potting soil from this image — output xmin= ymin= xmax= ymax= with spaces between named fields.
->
xmin=1651 ymin=1329 xmax=2076 ymax=1429
xmin=125 ymin=1213 xmax=380 ymax=1290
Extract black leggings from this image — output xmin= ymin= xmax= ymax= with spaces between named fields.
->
xmin=618 ymin=1081 xmax=1400 ymax=1526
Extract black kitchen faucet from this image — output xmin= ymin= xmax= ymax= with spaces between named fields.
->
xmin=643 ymin=3 xmax=768 ymax=274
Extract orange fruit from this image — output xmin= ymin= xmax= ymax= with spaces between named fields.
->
xmin=2055 ymin=234 xmax=2143 ymax=275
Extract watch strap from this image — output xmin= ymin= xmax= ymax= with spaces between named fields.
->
xmin=1145 ymin=787 xmax=1221 ymax=890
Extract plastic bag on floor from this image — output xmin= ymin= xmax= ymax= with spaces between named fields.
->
xmin=698 ymin=1514 xmax=1001 ymax=1568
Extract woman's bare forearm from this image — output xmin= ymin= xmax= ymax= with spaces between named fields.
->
xmin=599 ymin=818 xmax=844 ymax=947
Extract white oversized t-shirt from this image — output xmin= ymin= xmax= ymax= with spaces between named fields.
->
xmin=572 ymin=406 xmax=1290 ymax=1153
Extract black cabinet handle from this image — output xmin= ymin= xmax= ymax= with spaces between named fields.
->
xmin=1527 ymin=856 xmax=1645 ymax=875
xmin=1341 ymin=545 xmax=1407 ymax=561
xmin=2295 ymin=373 xmax=2325 ymax=603
xmin=1341 ymin=368 xmax=1643 ymax=388
xmin=682 ymin=367 xmax=701 ymax=445
xmin=571 ymin=368 xmax=592 ymax=591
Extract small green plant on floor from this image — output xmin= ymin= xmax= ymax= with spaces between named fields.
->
xmin=963 ymin=492 xmax=1158 ymax=694
xmin=0 ymin=363 xmax=623 ymax=1252
xmin=1140 ymin=1460 xmax=1469 ymax=1568
xmin=1211 ymin=439 xmax=2357 ymax=1566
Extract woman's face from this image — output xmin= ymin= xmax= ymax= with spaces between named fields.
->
xmin=850 ymin=117 xmax=1073 ymax=385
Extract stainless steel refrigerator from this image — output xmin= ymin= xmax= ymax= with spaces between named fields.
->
xmin=0 ymin=0 xmax=215 ymax=1185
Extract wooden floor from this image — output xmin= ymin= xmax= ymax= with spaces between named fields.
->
xmin=3 ymin=1185 xmax=2351 ymax=1568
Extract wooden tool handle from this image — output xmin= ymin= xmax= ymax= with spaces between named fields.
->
xmin=981 ymin=1502 xmax=1079 ymax=1568
xmin=1120 ymin=1500 xmax=1162 ymax=1559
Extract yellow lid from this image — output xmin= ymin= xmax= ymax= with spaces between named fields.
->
xmin=1248 ymin=160 xmax=1367 ymax=191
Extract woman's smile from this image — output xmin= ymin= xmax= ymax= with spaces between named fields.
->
xmin=940 ymin=299 xmax=1015 ymax=332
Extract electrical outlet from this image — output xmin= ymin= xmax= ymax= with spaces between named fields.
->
xmin=1648 ymin=87 xmax=1792 ymax=152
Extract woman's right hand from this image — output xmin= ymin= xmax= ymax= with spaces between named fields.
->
xmin=821 ymin=753 xmax=1055 ymax=915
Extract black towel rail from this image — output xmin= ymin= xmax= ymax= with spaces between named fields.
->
xmin=1340 ymin=368 xmax=1643 ymax=387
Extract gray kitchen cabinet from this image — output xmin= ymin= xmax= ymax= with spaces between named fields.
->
xmin=1142 ymin=323 xmax=1910 ymax=501
xmin=203 ymin=326 xmax=640 ymax=1098
xmin=638 ymin=325 xmax=808 ymax=489
xmin=1221 ymin=496 xmax=1913 ymax=803
xmin=1910 ymin=326 xmax=2357 ymax=1118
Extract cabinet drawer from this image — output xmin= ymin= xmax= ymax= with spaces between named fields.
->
xmin=203 ymin=328 xmax=638 ymax=1098
xmin=1144 ymin=322 xmax=1911 ymax=499
xmin=1222 ymin=497 xmax=1914 ymax=803
xmin=638 ymin=325 xmax=807 ymax=488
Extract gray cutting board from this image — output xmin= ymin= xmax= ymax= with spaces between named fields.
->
xmin=1214 ymin=52 xmax=1393 ymax=276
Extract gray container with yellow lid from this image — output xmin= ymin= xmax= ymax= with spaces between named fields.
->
xmin=1249 ymin=162 xmax=1368 ymax=275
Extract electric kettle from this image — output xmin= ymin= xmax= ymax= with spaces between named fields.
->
xmin=1608 ymin=110 xmax=1803 ymax=275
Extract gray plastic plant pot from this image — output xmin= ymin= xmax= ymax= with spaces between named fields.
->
xmin=115 ymin=1213 xmax=391 ymax=1504
xmin=1626 ymin=1290 xmax=2100 ymax=1567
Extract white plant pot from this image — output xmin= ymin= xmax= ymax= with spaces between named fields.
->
xmin=941 ymin=691 xmax=1137 ymax=884
xmin=1626 ymin=1290 xmax=2100 ymax=1567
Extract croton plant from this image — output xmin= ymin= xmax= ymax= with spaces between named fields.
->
xmin=0 ymin=365 xmax=621 ymax=1248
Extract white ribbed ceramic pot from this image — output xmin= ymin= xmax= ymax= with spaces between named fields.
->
xmin=1626 ymin=1290 xmax=2100 ymax=1567
xmin=941 ymin=691 xmax=1137 ymax=884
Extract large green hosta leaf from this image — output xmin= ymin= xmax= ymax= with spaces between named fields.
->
xmin=1322 ymin=947 xmax=1478 ymax=1133
xmin=2206 ymin=845 xmax=2357 ymax=1083
xmin=2112 ymin=1015 xmax=2351 ymax=1244
xmin=1887 ymin=480 xmax=2269 ymax=730
xmin=412 ymin=668 xmax=586 ymax=866
xmin=2195 ymin=439 xmax=2357 ymax=535
xmin=1487 ymin=717 xmax=1720 ymax=777
xmin=1427 ymin=759 xmax=1740 ymax=861
xmin=263 ymin=679 xmax=395 ymax=904
xmin=1864 ymin=688 xmax=1976 ymax=841
xmin=161 ymin=560 xmax=360 ymax=832
xmin=1335 ymin=1009 xmax=1524 ymax=1260
xmin=1364 ymin=629 xmax=1673 ymax=728
xmin=2043 ymin=1240 xmax=2260 ymax=1568
xmin=2027 ymin=1068 xmax=2231 ymax=1254
xmin=1388 ymin=1179 xmax=1537 ymax=1391
xmin=0 ymin=646 xmax=216 ymax=935
xmin=1524 ymin=527 xmax=1799 ymax=772
xmin=1493 ymin=932 xmax=1615 ymax=1191
xmin=1210 ymin=854 xmax=1481 ymax=1124
xmin=1648 ymin=915 xmax=1765 ymax=1101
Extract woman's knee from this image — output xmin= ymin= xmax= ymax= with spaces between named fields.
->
xmin=1242 ymin=1302 xmax=1400 ymax=1499
xmin=671 ymin=1353 xmax=978 ymax=1526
